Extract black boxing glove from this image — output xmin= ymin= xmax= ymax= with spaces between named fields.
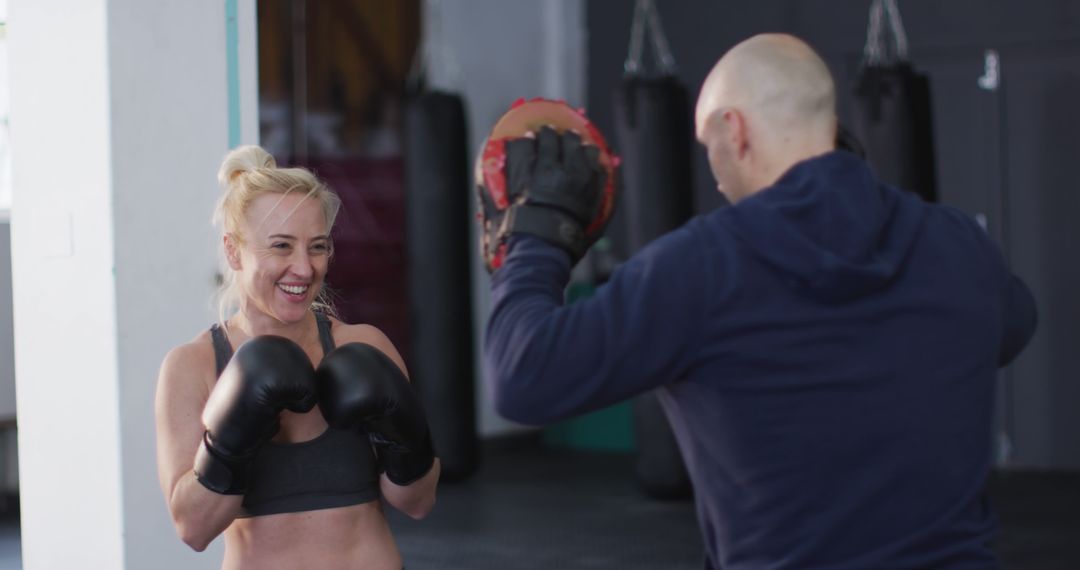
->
xmin=193 ymin=336 xmax=317 ymax=494
xmin=501 ymin=127 xmax=608 ymax=263
xmin=315 ymin=343 xmax=435 ymax=486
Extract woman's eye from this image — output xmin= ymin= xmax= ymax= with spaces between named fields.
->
xmin=272 ymin=242 xmax=290 ymax=250
xmin=312 ymin=243 xmax=329 ymax=253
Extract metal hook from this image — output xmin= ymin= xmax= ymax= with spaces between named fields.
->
xmin=978 ymin=50 xmax=1000 ymax=92
xmin=863 ymin=0 xmax=910 ymax=66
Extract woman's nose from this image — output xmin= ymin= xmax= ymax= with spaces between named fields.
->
xmin=289 ymin=251 xmax=315 ymax=278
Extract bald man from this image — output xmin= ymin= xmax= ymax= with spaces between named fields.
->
xmin=483 ymin=34 xmax=1036 ymax=569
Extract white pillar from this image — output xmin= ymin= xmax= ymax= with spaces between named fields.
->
xmin=9 ymin=1 xmax=256 ymax=568
xmin=0 ymin=222 xmax=14 ymax=422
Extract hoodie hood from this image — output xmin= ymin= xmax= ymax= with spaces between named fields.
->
xmin=722 ymin=151 xmax=926 ymax=303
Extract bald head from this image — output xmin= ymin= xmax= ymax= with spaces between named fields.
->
xmin=695 ymin=34 xmax=838 ymax=201
xmin=696 ymin=34 xmax=836 ymax=140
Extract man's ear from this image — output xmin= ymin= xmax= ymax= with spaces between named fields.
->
xmin=724 ymin=108 xmax=750 ymax=159
xmin=223 ymin=233 xmax=242 ymax=271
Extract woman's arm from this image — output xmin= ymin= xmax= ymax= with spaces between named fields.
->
xmin=378 ymin=458 xmax=440 ymax=520
xmin=155 ymin=342 xmax=244 ymax=551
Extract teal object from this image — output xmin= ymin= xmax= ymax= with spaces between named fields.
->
xmin=543 ymin=400 xmax=635 ymax=452
xmin=565 ymin=281 xmax=595 ymax=304
xmin=225 ymin=0 xmax=240 ymax=148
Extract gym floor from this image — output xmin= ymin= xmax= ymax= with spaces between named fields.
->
xmin=388 ymin=436 xmax=704 ymax=569
xmin=0 ymin=439 xmax=1076 ymax=569
xmin=387 ymin=438 xmax=1080 ymax=570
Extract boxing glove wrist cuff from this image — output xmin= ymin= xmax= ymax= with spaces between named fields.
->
xmin=380 ymin=431 xmax=436 ymax=486
xmin=193 ymin=431 xmax=254 ymax=495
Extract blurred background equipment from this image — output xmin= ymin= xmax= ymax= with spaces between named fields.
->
xmin=615 ymin=0 xmax=694 ymax=501
xmin=851 ymin=0 xmax=938 ymax=203
xmin=401 ymin=0 xmax=478 ymax=481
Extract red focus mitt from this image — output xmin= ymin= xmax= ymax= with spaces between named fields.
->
xmin=475 ymin=98 xmax=619 ymax=272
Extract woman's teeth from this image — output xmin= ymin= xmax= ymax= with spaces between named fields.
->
xmin=278 ymin=284 xmax=308 ymax=295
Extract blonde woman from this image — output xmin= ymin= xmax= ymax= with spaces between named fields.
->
xmin=155 ymin=145 xmax=439 ymax=569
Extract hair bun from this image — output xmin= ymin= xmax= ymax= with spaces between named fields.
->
xmin=217 ymin=145 xmax=277 ymax=189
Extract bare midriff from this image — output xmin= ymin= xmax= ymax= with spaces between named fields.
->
xmin=221 ymin=502 xmax=401 ymax=570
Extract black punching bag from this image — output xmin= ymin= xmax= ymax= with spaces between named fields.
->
xmin=852 ymin=0 xmax=937 ymax=202
xmin=852 ymin=64 xmax=937 ymax=202
xmin=616 ymin=76 xmax=695 ymax=251
xmin=403 ymin=90 xmax=478 ymax=481
xmin=614 ymin=75 xmax=694 ymax=500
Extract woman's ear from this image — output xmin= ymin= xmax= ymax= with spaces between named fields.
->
xmin=223 ymin=234 xmax=242 ymax=270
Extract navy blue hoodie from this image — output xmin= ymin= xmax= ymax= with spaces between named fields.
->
xmin=485 ymin=151 xmax=1037 ymax=569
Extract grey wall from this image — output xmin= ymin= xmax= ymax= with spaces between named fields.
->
xmin=586 ymin=0 xmax=1080 ymax=469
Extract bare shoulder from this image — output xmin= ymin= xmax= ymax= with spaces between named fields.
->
xmin=329 ymin=319 xmax=409 ymax=377
xmin=158 ymin=330 xmax=218 ymax=400
xmin=330 ymin=319 xmax=394 ymax=350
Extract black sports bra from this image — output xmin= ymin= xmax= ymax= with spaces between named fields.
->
xmin=209 ymin=312 xmax=380 ymax=517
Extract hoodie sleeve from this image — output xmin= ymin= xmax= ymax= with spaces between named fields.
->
xmin=484 ymin=230 xmax=709 ymax=425
xmin=945 ymin=204 xmax=1038 ymax=368
xmin=999 ymin=273 xmax=1037 ymax=367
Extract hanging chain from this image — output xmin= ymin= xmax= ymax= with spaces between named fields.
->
xmin=863 ymin=0 xmax=910 ymax=66
xmin=625 ymin=0 xmax=677 ymax=76
xmin=646 ymin=0 xmax=676 ymax=74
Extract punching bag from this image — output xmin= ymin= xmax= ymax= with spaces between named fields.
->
xmin=615 ymin=0 xmax=695 ymax=502
xmin=402 ymin=90 xmax=479 ymax=481
xmin=615 ymin=76 xmax=695 ymax=501
xmin=615 ymin=76 xmax=695 ymax=251
xmin=852 ymin=0 xmax=937 ymax=202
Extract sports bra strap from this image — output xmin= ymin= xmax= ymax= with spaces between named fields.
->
xmin=209 ymin=323 xmax=233 ymax=378
xmin=314 ymin=310 xmax=336 ymax=353
xmin=209 ymin=311 xmax=335 ymax=379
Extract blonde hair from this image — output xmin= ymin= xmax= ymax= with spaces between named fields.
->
xmin=213 ymin=145 xmax=342 ymax=322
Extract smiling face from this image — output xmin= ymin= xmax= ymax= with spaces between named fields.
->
xmin=225 ymin=191 xmax=331 ymax=324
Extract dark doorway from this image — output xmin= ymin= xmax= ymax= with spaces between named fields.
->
xmin=257 ymin=0 xmax=421 ymax=356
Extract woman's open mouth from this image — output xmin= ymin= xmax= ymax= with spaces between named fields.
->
xmin=277 ymin=283 xmax=309 ymax=301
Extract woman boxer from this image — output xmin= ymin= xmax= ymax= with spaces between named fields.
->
xmin=155 ymin=145 xmax=439 ymax=569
